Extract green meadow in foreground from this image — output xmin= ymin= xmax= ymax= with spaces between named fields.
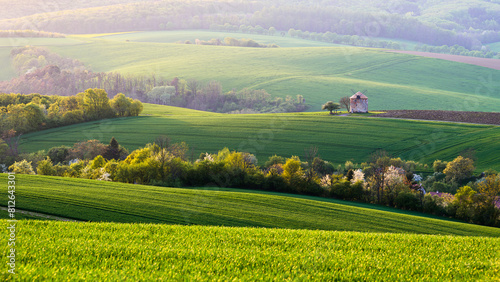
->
xmin=27 ymin=31 xmax=498 ymax=112
xmin=19 ymin=104 xmax=500 ymax=171
xmin=3 ymin=174 xmax=500 ymax=237
xmin=2 ymin=220 xmax=499 ymax=281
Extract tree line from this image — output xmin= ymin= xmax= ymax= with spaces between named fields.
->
xmin=0 ymin=30 xmax=65 ymax=38
xmin=0 ymin=89 xmax=143 ymax=137
xmin=180 ymin=37 xmax=279 ymax=48
xmin=212 ymin=24 xmax=498 ymax=59
xmin=3 ymin=136 xmax=499 ymax=228
xmin=145 ymin=81 xmax=307 ymax=113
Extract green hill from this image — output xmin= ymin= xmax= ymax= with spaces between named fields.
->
xmin=40 ymin=32 xmax=500 ymax=112
xmin=3 ymin=220 xmax=499 ymax=281
xmin=19 ymin=104 xmax=500 ymax=171
xmin=1 ymin=31 xmax=499 ymax=112
xmin=3 ymin=174 xmax=500 ymax=237
xmin=97 ymin=30 xmax=342 ymax=48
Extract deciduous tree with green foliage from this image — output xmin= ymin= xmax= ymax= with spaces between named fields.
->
xmin=322 ymin=101 xmax=341 ymax=115
xmin=443 ymin=156 xmax=475 ymax=183
xmin=78 ymin=88 xmax=114 ymax=120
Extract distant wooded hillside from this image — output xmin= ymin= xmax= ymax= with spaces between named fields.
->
xmin=1 ymin=0 xmax=500 ymax=48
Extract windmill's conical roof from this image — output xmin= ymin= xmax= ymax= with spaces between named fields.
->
xmin=350 ymin=92 xmax=368 ymax=99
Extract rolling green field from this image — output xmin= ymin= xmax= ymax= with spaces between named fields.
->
xmin=3 ymin=173 xmax=500 ymax=237
xmin=0 ymin=37 xmax=85 ymax=47
xmin=96 ymin=30 xmax=342 ymax=48
xmin=488 ymin=42 xmax=500 ymax=53
xmin=2 ymin=220 xmax=499 ymax=280
xmin=27 ymin=31 xmax=500 ymax=112
xmin=0 ymin=31 xmax=499 ymax=111
xmin=20 ymin=104 xmax=500 ymax=171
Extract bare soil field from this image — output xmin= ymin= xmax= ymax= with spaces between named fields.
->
xmin=389 ymin=50 xmax=500 ymax=70
xmin=374 ymin=110 xmax=500 ymax=125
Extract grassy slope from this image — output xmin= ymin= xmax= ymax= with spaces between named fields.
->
xmin=2 ymin=174 xmax=500 ymax=237
xmin=37 ymin=32 xmax=500 ymax=112
xmin=0 ymin=36 xmax=88 ymax=80
xmin=19 ymin=104 xmax=500 ymax=171
xmin=2 ymin=220 xmax=499 ymax=280
xmin=488 ymin=42 xmax=500 ymax=52
xmin=98 ymin=30 xmax=342 ymax=47
xmin=0 ymin=47 xmax=15 ymax=81
xmin=0 ymin=31 xmax=499 ymax=111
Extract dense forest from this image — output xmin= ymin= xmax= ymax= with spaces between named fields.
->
xmin=1 ymin=0 xmax=500 ymax=49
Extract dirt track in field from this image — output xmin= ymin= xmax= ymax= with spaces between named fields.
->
xmin=373 ymin=110 xmax=500 ymax=125
xmin=0 ymin=206 xmax=81 ymax=221
xmin=389 ymin=50 xmax=500 ymax=70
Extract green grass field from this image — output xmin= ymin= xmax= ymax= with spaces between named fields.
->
xmin=0 ymin=37 xmax=85 ymax=47
xmin=3 ymin=174 xmax=500 ymax=237
xmin=19 ymin=104 xmax=500 ymax=171
xmin=2 ymin=220 xmax=499 ymax=280
xmin=488 ymin=42 xmax=500 ymax=53
xmin=96 ymin=30 xmax=342 ymax=48
xmin=0 ymin=31 xmax=498 ymax=112
xmin=28 ymin=31 xmax=500 ymax=112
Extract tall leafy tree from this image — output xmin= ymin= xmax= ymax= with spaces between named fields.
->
xmin=110 ymin=93 xmax=132 ymax=117
xmin=79 ymin=88 xmax=113 ymax=120
xmin=443 ymin=156 xmax=475 ymax=183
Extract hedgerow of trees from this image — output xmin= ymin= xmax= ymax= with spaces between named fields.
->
xmin=0 ymin=89 xmax=143 ymax=136
xmin=181 ymin=37 xmax=279 ymax=48
xmin=146 ymin=81 xmax=307 ymax=113
xmin=4 ymin=137 xmax=499 ymax=228
xmin=0 ymin=30 xmax=65 ymax=38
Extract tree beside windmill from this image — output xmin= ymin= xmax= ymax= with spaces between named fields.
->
xmin=349 ymin=90 xmax=368 ymax=113
xmin=322 ymin=101 xmax=341 ymax=114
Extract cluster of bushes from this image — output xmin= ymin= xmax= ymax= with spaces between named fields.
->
xmin=146 ymin=81 xmax=308 ymax=113
xmin=5 ymin=138 xmax=499 ymax=227
xmin=0 ymin=89 xmax=143 ymax=136
xmin=181 ymin=37 xmax=279 ymax=48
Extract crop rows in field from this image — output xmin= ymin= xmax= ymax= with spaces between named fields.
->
xmin=3 ymin=220 xmax=499 ymax=280
xmin=374 ymin=110 xmax=500 ymax=125
xmin=19 ymin=104 xmax=500 ymax=171
xmin=3 ymin=174 xmax=500 ymax=237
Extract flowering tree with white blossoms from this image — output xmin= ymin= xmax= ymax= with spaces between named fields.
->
xmin=384 ymin=166 xmax=406 ymax=188
xmin=351 ymin=169 xmax=365 ymax=184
